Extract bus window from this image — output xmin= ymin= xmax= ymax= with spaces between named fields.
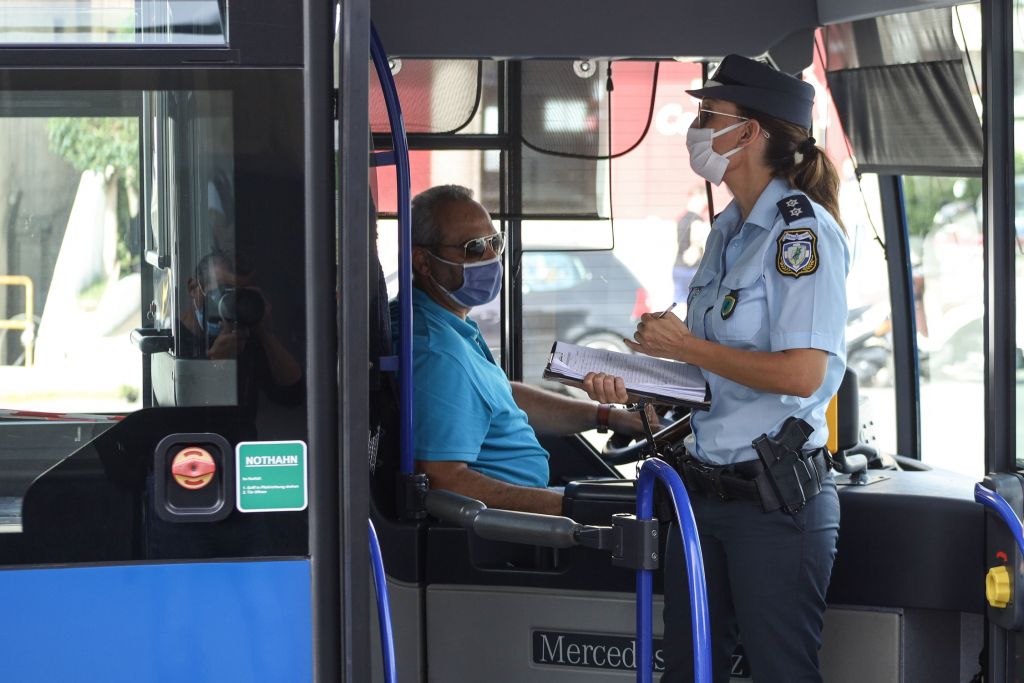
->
xmin=0 ymin=100 xmax=143 ymax=414
xmin=515 ymin=57 xmax=901 ymax=463
xmin=0 ymin=1 xmax=226 ymax=46
xmin=905 ymin=175 xmax=983 ymax=476
xmin=0 ymin=75 xmax=305 ymax=541
xmin=0 ymin=94 xmax=144 ymax=529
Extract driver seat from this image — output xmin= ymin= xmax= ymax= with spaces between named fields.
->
xmin=830 ymin=367 xmax=883 ymax=468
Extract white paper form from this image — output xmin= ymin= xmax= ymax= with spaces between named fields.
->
xmin=547 ymin=341 xmax=707 ymax=404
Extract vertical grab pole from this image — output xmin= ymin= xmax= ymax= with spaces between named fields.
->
xmin=635 ymin=458 xmax=712 ymax=683
xmin=369 ymin=25 xmax=414 ymax=475
xmin=369 ymin=520 xmax=398 ymax=683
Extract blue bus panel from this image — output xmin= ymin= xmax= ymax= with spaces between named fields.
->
xmin=0 ymin=559 xmax=311 ymax=682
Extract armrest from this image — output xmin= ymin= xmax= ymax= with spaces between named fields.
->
xmin=562 ymin=479 xmax=637 ymax=525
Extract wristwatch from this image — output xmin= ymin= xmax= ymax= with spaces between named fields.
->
xmin=596 ymin=403 xmax=613 ymax=434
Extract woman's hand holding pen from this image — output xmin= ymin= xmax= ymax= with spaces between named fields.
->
xmin=581 ymin=305 xmax=695 ymax=404
xmin=626 ymin=309 xmax=693 ymax=362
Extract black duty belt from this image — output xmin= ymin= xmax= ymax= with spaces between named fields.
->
xmin=676 ymin=449 xmax=830 ymax=514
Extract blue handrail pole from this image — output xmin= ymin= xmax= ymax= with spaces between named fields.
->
xmin=975 ymin=483 xmax=1024 ymax=556
xmin=369 ymin=520 xmax=398 ymax=683
xmin=635 ymin=458 xmax=712 ymax=683
xmin=369 ymin=24 xmax=415 ymax=475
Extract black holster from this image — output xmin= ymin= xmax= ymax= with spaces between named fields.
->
xmin=751 ymin=417 xmax=824 ymax=515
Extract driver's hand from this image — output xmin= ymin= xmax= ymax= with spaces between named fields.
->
xmin=582 ymin=372 xmax=631 ymax=404
xmin=608 ymin=403 xmax=661 ymax=438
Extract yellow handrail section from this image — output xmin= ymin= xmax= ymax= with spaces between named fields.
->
xmin=0 ymin=275 xmax=34 ymax=367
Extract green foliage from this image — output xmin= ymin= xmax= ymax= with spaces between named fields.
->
xmin=47 ymin=117 xmax=138 ymax=174
xmin=902 ymin=175 xmax=982 ymax=237
xmin=47 ymin=117 xmax=140 ymax=272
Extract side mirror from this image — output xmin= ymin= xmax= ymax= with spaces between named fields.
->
xmin=1016 ymin=347 xmax=1023 ymax=370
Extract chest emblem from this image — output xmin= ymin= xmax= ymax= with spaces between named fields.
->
xmin=721 ymin=289 xmax=739 ymax=319
xmin=776 ymin=228 xmax=818 ymax=278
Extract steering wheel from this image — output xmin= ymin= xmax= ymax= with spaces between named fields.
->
xmin=601 ymin=412 xmax=693 ymax=466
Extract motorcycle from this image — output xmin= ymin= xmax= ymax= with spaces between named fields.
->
xmin=846 ymin=303 xmax=894 ymax=387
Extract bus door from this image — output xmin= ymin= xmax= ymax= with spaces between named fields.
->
xmin=366 ymin=7 xmax=825 ymax=678
xmin=0 ymin=1 xmax=362 ymax=679
xmin=368 ymin=3 xmax=1000 ymax=682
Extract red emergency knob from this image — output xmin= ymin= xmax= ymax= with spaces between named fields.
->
xmin=171 ymin=447 xmax=217 ymax=490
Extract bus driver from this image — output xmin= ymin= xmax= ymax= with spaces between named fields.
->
xmin=391 ymin=184 xmax=654 ymax=516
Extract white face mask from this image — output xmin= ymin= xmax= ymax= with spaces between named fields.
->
xmin=685 ymin=120 xmax=748 ymax=186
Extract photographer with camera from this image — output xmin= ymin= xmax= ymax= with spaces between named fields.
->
xmin=182 ymin=250 xmax=304 ymax=422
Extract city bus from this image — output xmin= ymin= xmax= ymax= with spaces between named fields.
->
xmin=0 ymin=0 xmax=1019 ymax=681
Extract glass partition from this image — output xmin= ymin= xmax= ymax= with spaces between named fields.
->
xmin=0 ymin=73 xmax=306 ymax=534
xmin=0 ymin=99 xmax=143 ymax=414
xmin=0 ymin=1 xmax=226 ymax=46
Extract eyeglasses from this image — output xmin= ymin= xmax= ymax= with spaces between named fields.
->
xmin=696 ymin=101 xmax=770 ymax=139
xmin=697 ymin=101 xmax=749 ymax=128
xmin=434 ymin=232 xmax=506 ymax=260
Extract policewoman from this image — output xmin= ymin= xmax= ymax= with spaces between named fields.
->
xmin=583 ymin=55 xmax=849 ymax=683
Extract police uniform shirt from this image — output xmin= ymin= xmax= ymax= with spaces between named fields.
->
xmin=684 ymin=176 xmax=850 ymax=465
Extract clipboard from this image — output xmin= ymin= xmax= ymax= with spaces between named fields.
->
xmin=542 ymin=341 xmax=711 ymax=411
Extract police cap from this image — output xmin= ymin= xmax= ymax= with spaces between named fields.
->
xmin=686 ymin=55 xmax=814 ymax=129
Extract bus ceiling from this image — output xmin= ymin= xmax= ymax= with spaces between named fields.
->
xmin=370 ymin=0 xmax=965 ymax=69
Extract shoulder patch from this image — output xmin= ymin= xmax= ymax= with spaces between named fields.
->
xmin=777 ymin=195 xmax=814 ymax=225
xmin=776 ymin=228 xmax=818 ymax=278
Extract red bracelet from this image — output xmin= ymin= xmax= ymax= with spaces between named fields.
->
xmin=596 ymin=403 xmax=613 ymax=434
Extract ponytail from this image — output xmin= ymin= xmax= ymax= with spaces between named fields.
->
xmin=738 ymin=107 xmax=846 ymax=234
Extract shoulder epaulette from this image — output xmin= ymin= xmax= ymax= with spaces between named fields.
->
xmin=777 ymin=195 xmax=814 ymax=225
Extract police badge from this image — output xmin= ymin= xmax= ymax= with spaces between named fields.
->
xmin=776 ymin=228 xmax=818 ymax=278
xmin=721 ymin=289 xmax=739 ymax=319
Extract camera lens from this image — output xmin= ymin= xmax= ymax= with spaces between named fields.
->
xmin=207 ymin=287 xmax=264 ymax=326
xmin=231 ymin=289 xmax=265 ymax=327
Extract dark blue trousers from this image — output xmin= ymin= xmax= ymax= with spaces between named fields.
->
xmin=660 ymin=478 xmax=840 ymax=683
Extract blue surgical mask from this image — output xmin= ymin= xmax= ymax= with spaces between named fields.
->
xmin=194 ymin=301 xmax=222 ymax=338
xmin=428 ymin=252 xmax=503 ymax=308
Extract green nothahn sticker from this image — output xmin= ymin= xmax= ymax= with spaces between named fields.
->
xmin=236 ymin=441 xmax=308 ymax=513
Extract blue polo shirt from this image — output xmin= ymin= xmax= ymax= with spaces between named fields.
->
xmin=389 ymin=288 xmax=550 ymax=487
xmin=684 ymin=177 xmax=850 ymax=465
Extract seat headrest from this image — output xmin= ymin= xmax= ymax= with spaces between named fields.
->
xmin=836 ymin=367 xmax=860 ymax=452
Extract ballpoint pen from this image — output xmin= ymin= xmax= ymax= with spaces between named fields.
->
xmin=658 ymin=302 xmax=678 ymax=319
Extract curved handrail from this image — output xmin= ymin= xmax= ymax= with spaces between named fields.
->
xmin=369 ymin=24 xmax=414 ymax=475
xmin=369 ymin=519 xmax=397 ymax=683
xmin=975 ymin=483 xmax=1024 ymax=556
xmin=636 ymin=458 xmax=711 ymax=683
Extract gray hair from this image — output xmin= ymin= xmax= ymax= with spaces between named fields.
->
xmin=411 ymin=184 xmax=475 ymax=246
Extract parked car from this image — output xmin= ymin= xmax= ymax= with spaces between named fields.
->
xmin=386 ymin=249 xmax=650 ymax=387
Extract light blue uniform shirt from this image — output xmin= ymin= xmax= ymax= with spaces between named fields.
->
xmin=684 ymin=177 xmax=850 ymax=465
xmin=390 ymin=288 xmax=550 ymax=487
